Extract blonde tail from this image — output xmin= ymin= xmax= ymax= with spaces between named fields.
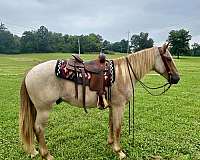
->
xmin=19 ymin=77 xmax=37 ymax=153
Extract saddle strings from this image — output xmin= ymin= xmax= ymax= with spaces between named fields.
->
xmin=125 ymin=57 xmax=172 ymax=146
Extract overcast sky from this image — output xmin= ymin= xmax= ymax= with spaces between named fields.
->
xmin=1 ymin=0 xmax=200 ymax=45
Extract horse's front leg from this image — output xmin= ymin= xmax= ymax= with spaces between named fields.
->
xmin=107 ymin=107 xmax=114 ymax=145
xmin=112 ymin=105 xmax=126 ymax=159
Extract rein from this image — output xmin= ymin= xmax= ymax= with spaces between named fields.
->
xmin=125 ymin=56 xmax=172 ymax=145
xmin=126 ymin=57 xmax=172 ymax=96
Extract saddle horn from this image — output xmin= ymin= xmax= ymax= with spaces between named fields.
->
xmin=99 ymin=48 xmax=106 ymax=63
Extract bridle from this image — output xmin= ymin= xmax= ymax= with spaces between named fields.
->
xmin=125 ymin=47 xmax=173 ymax=145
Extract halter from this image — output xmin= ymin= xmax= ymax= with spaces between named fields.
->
xmin=125 ymin=47 xmax=173 ymax=145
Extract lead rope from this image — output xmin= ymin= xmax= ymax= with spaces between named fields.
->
xmin=126 ymin=58 xmax=135 ymax=145
xmin=125 ymin=57 xmax=172 ymax=146
xmin=128 ymin=89 xmax=134 ymax=145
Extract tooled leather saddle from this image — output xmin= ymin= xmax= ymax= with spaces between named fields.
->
xmin=55 ymin=52 xmax=115 ymax=113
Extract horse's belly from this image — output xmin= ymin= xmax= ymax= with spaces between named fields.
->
xmin=61 ymin=84 xmax=98 ymax=108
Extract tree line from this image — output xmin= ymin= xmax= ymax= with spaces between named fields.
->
xmin=0 ymin=22 xmax=200 ymax=57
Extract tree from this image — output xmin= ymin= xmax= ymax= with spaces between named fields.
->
xmin=168 ymin=29 xmax=192 ymax=58
xmin=111 ymin=42 xmax=121 ymax=52
xmin=0 ymin=23 xmax=19 ymax=53
xmin=13 ymin=35 xmax=21 ymax=53
xmin=0 ymin=22 xmax=7 ymax=31
xmin=130 ymin=32 xmax=154 ymax=52
xmin=36 ymin=26 xmax=50 ymax=52
xmin=20 ymin=31 xmax=37 ymax=53
xmin=48 ymin=32 xmax=65 ymax=52
xmin=103 ymin=40 xmax=111 ymax=51
xmin=80 ymin=33 xmax=103 ymax=53
xmin=120 ymin=39 xmax=129 ymax=53
xmin=110 ymin=39 xmax=129 ymax=53
xmin=191 ymin=43 xmax=200 ymax=56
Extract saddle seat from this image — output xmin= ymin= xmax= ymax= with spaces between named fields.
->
xmin=67 ymin=54 xmax=105 ymax=74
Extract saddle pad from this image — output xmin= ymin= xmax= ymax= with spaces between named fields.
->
xmin=55 ymin=59 xmax=115 ymax=85
xmin=55 ymin=60 xmax=74 ymax=79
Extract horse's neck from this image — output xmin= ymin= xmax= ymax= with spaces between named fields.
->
xmin=126 ymin=48 xmax=155 ymax=80
xmin=113 ymin=48 xmax=155 ymax=89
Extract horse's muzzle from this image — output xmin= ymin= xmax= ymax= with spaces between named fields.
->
xmin=169 ymin=74 xmax=180 ymax=84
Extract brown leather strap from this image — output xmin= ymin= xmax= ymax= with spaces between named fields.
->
xmin=72 ymin=54 xmax=84 ymax=63
xmin=74 ymin=63 xmax=78 ymax=99
xmin=98 ymin=70 xmax=104 ymax=96
xmin=160 ymin=54 xmax=171 ymax=75
xmin=80 ymin=68 xmax=87 ymax=113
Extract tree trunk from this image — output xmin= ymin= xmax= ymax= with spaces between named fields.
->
xmin=177 ymin=51 xmax=180 ymax=59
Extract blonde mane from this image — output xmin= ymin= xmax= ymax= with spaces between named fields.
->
xmin=114 ymin=47 xmax=157 ymax=80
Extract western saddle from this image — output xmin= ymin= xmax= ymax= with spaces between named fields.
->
xmin=63 ymin=50 xmax=112 ymax=113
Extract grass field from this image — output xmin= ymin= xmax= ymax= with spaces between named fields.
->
xmin=0 ymin=53 xmax=199 ymax=160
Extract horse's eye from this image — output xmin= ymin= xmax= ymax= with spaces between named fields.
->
xmin=163 ymin=55 xmax=172 ymax=61
xmin=167 ymin=57 xmax=172 ymax=62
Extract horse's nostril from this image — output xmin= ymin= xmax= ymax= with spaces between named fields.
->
xmin=171 ymin=75 xmax=180 ymax=84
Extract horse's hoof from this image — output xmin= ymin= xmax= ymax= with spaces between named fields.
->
xmin=46 ymin=154 xmax=54 ymax=160
xmin=118 ymin=151 xmax=126 ymax=159
xmin=150 ymin=155 xmax=162 ymax=160
xmin=31 ymin=149 xmax=39 ymax=158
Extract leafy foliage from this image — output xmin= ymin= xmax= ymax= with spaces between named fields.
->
xmin=131 ymin=32 xmax=154 ymax=52
xmin=191 ymin=43 xmax=200 ymax=56
xmin=0 ymin=24 xmax=20 ymax=53
xmin=168 ymin=29 xmax=192 ymax=58
xmin=111 ymin=39 xmax=129 ymax=53
xmin=0 ymin=23 xmax=199 ymax=56
xmin=20 ymin=28 xmax=104 ymax=53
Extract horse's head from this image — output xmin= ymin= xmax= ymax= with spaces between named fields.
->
xmin=154 ymin=43 xmax=180 ymax=84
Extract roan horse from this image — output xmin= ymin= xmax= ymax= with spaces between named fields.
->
xmin=19 ymin=44 xmax=180 ymax=159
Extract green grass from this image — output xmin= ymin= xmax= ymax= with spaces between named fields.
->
xmin=0 ymin=53 xmax=199 ymax=160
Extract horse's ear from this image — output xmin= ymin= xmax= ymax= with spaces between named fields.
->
xmin=166 ymin=42 xmax=170 ymax=48
xmin=161 ymin=42 xmax=170 ymax=54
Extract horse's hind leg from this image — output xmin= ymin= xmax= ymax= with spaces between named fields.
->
xmin=34 ymin=107 xmax=54 ymax=160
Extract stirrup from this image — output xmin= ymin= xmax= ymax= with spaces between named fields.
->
xmin=97 ymin=95 xmax=109 ymax=110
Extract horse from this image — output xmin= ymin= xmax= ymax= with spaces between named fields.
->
xmin=19 ymin=44 xmax=180 ymax=160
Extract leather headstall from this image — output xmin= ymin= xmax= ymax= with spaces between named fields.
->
xmin=158 ymin=47 xmax=172 ymax=82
